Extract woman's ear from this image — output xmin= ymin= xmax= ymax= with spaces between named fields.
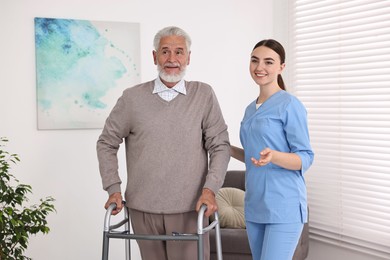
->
xmin=280 ymin=63 xmax=286 ymax=72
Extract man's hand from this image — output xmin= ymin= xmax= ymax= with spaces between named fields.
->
xmin=196 ymin=188 xmax=217 ymax=217
xmin=104 ymin=192 xmax=123 ymax=215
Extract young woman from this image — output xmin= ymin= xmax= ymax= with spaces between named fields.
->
xmin=231 ymin=39 xmax=314 ymax=260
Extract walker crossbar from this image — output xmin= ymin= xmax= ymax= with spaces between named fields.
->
xmin=102 ymin=203 xmax=223 ymax=260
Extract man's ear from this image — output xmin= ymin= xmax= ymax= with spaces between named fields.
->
xmin=187 ymin=51 xmax=191 ymax=65
xmin=153 ymin=50 xmax=157 ymax=65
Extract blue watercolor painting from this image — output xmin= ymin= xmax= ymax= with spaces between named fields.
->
xmin=34 ymin=17 xmax=140 ymax=129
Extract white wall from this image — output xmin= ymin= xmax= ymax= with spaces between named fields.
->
xmin=0 ymin=0 xmax=271 ymax=259
xmin=307 ymin=241 xmax=385 ymax=260
xmin=1 ymin=0 xmax=381 ymax=259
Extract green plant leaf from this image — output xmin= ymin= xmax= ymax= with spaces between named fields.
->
xmin=0 ymin=137 xmax=56 ymax=259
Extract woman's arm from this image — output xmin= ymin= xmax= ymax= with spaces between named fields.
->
xmin=251 ymin=147 xmax=302 ymax=170
xmin=231 ymin=145 xmax=245 ymax=163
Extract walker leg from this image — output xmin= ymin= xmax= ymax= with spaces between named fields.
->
xmin=102 ymin=232 xmax=109 ymax=260
xmin=198 ymin=235 xmax=203 ymax=260
xmin=125 ymin=238 xmax=131 ymax=260
xmin=215 ymin=223 xmax=223 ymax=260
xmin=125 ymin=208 xmax=131 ymax=260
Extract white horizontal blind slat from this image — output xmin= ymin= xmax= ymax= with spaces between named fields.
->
xmin=290 ymin=0 xmax=390 ymax=258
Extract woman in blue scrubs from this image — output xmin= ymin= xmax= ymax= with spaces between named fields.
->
xmin=231 ymin=39 xmax=314 ymax=260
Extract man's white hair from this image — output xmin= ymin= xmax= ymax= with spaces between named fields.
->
xmin=153 ymin=26 xmax=192 ymax=52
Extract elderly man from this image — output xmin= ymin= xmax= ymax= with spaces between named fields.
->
xmin=97 ymin=26 xmax=230 ymax=260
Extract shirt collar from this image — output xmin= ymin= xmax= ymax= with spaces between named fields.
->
xmin=153 ymin=77 xmax=186 ymax=95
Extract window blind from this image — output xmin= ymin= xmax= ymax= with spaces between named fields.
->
xmin=289 ymin=0 xmax=390 ymax=258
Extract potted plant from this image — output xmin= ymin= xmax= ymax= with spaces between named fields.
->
xmin=0 ymin=137 xmax=56 ymax=260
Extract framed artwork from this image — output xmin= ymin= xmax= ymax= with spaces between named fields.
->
xmin=34 ymin=17 xmax=141 ymax=129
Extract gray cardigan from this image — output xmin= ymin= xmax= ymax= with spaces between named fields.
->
xmin=97 ymin=80 xmax=230 ymax=214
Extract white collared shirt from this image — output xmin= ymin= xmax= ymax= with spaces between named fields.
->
xmin=153 ymin=77 xmax=186 ymax=102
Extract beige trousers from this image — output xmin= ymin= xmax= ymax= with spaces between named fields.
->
xmin=129 ymin=208 xmax=210 ymax=260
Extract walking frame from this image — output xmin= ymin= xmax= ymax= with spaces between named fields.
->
xmin=102 ymin=203 xmax=223 ymax=260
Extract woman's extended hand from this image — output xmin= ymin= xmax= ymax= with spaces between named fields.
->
xmin=251 ymin=147 xmax=272 ymax=167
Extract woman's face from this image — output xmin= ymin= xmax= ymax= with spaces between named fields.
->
xmin=249 ymin=46 xmax=285 ymax=88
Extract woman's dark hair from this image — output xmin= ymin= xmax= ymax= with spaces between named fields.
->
xmin=253 ymin=39 xmax=286 ymax=90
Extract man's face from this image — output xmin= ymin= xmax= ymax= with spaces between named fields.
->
xmin=153 ymin=35 xmax=191 ymax=88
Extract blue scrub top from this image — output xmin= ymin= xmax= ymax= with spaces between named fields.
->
xmin=240 ymin=90 xmax=314 ymax=224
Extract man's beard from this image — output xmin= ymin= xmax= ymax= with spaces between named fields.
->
xmin=157 ymin=64 xmax=186 ymax=83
